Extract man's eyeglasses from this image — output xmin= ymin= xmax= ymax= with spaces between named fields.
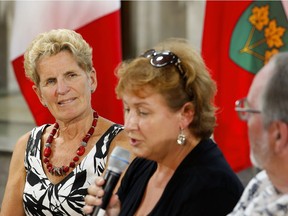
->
xmin=235 ymin=98 xmax=261 ymax=121
xmin=141 ymin=49 xmax=185 ymax=78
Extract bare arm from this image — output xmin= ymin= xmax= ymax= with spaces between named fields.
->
xmin=0 ymin=132 xmax=30 ymax=216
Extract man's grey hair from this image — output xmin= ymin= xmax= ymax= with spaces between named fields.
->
xmin=262 ymin=52 xmax=288 ymax=127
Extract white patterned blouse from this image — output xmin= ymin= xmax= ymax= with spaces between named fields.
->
xmin=23 ymin=124 xmax=123 ymax=216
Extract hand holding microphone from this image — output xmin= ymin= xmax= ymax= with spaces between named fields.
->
xmin=89 ymin=146 xmax=130 ymax=216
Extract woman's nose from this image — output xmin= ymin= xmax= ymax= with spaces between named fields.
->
xmin=124 ymin=112 xmax=138 ymax=131
xmin=56 ymin=79 xmax=70 ymax=95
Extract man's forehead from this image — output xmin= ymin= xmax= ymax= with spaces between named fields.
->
xmin=248 ymin=60 xmax=275 ymax=102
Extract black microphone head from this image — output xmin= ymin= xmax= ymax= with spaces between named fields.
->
xmin=107 ymin=146 xmax=130 ymax=174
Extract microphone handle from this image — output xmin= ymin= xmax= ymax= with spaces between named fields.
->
xmin=91 ymin=171 xmax=121 ymax=216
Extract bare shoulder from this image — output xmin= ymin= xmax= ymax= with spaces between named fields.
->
xmin=99 ymin=117 xmax=134 ymax=160
xmin=114 ymin=129 xmax=129 ymax=145
xmin=97 ymin=117 xmax=126 ymax=141
xmin=13 ymin=131 xmax=31 ymax=160
xmin=110 ymin=128 xmax=135 ymax=163
xmin=108 ymin=122 xmax=129 ymax=150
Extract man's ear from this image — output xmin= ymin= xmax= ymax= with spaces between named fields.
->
xmin=32 ymin=85 xmax=46 ymax=107
xmin=90 ymin=68 xmax=97 ymax=93
xmin=272 ymin=121 xmax=288 ymax=154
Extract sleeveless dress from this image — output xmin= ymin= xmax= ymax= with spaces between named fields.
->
xmin=23 ymin=123 xmax=123 ymax=216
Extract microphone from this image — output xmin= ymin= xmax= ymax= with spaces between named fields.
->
xmin=91 ymin=146 xmax=130 ymax=216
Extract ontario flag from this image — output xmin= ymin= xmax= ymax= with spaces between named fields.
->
xmin=202 ymin=0 xmax=288 ymax=172
xmin=10 ymin=1 xmax=123 ymax=126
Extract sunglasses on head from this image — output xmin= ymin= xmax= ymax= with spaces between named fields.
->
xmin=140 ymin=49 xmax=194 ymax=100
xmin=140 ymin=49 xmax=185 ymax=78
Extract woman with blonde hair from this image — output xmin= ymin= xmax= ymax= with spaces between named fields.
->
xmin=1 ymin=29 xmax=130 ymax=216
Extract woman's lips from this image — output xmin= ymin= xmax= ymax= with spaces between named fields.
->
xmin=58 ymin=97 xmax=76 ymax=105
xmin=130 ymin=138 xmax=139 ymax=146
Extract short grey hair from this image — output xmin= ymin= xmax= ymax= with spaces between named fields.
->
xmin=262 ymin=52 xmax=288 ymax=127
xmin=24 ymin=29 xmax=93 ymax=86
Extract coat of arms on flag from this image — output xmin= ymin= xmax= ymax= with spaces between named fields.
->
xmin=230 ymin=1 xmax=288 ymax=74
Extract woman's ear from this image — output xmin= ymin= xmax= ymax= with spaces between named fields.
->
xmin=180 ymin=102 xmax=195 ymax=128
xmin=90 ymin=68 xmax=97 ymax=92
xmin=32 ymin=85 xmax=46 ymax=107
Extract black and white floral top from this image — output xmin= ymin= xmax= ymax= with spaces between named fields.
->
xmin=228 ymin=170 xmax=288 ymax=216
xmin=23 ymin=124 xmax=123 ymax=216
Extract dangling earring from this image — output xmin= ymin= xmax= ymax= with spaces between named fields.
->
xmin=177 ymin=128 xmax=186 ymax=145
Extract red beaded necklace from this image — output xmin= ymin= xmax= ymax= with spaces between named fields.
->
xmin=43 ymin=111 xmax=99 ymax=176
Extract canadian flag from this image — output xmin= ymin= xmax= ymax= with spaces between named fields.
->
xmin=10 ymin=1 xmax=123 ymax=126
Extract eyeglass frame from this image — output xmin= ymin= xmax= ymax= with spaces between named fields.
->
xmin=235 ymin=97 xmax=261 ymax=121
xmin=140 ymin=49 xmax=185 ymax=78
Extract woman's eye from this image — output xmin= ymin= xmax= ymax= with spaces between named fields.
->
xmin=124 ymin=108 xmax=130 ymax=114
xmin=138 ymin=110 xmax=148 ymax=116
xmin=46 ymin=79 xmax=56 ymax=85
xmin=68 ymin=73 xmax=77 ymax=78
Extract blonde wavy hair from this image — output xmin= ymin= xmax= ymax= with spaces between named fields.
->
xmin=24 ymin=29 xmax=93 ymax=86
